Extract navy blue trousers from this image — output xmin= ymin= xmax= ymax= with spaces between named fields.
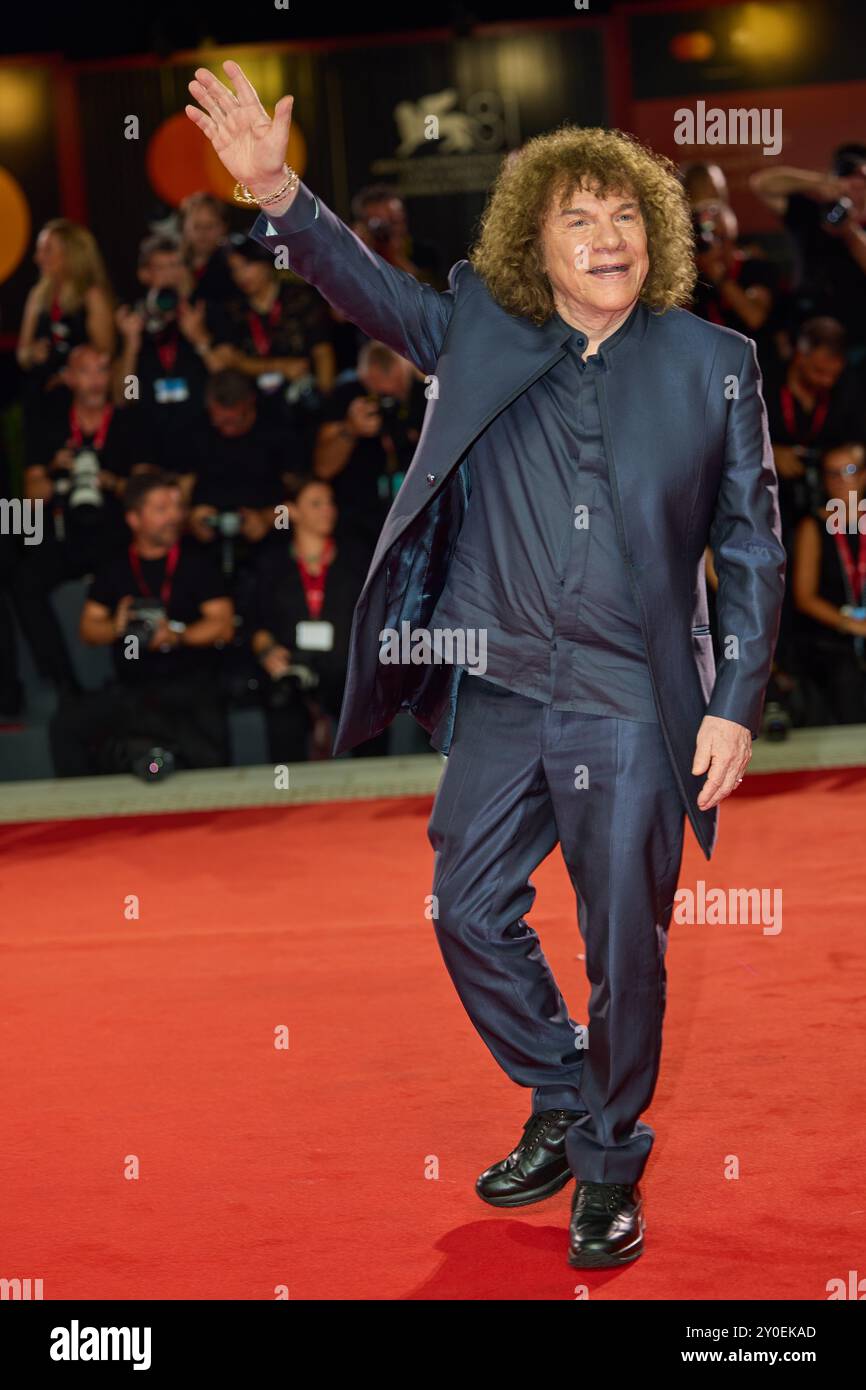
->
xmin=427 ymin=675 xmax=686 ymax=1184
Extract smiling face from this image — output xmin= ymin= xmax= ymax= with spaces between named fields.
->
xmin=539 ymin=183 xmax=650 ymax=328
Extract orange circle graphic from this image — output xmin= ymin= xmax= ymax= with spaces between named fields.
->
xmin=147 ymin=110 xmax=307 ymax=208
xmin=0 ymin=167 xmax=32 ymax=284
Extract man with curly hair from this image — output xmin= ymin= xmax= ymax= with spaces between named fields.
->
xmin=188 ymin=63 xmax=785 ymax=1269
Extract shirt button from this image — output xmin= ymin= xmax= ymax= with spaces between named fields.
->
xmin=426 ymin=473 xmax=437 ymax=485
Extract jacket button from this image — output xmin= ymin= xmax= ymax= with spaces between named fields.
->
xmin=426 ymin=473 xmax=437 ymax=484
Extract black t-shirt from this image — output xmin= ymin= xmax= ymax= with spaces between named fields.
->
xmin=187 ymin=246 xmax=236 ymax=308
xmin=764 ymin=363 xmax=866 ymax=448
xmin=131 ymin=324 xmax=209 ymax=438
xmin=317 ymin=376 xmax=427 ymax=548
xmin=88 ymin=542 xmax=228 ymax=684
xmin=692 ymin=253 xmax=778 ymax=335
xmin=216 ymin=280 xmax=333 ymax=361
xmin=26 ymin=393 xmax=151 ymax=474
xmin=764 ymin=363 xmax=866 ymax=530
xmin=172 ymin=418 xmax=290 ymax=512
xmin=784 ymin=194 xmax=866 ymax=343
xmin=26 ymin=396 xmax=153 ymax=542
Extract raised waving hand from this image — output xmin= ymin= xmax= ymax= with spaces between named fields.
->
xmin=185 ymin=60 xmax=297 ymax=212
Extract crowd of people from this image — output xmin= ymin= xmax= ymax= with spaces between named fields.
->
xmin=1 ymin=142 xmax=865 ymax=779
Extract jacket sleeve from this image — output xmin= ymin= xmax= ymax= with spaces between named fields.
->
xmin=249 ymin=182 xmax=459 ymax=377
xmin=706 ymin=337 xmax=787 ymax=736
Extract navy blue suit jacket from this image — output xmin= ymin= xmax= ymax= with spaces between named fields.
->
xmin=252 ymin=182 xmax=786 ymax=860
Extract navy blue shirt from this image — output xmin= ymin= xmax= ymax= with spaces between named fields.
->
xmin=430 ymin=300 xmax=658 ymax=722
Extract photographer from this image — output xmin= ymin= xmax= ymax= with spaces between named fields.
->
xmin=350 ymin=183 xmax=442 ymax=287
xmin=764 ymin=318 xmax=866 ymax=536
xmin=213 ymin=234 xmax=335 ymax=427
xmin=251 ymin=476 xmax=374 ymax=761
xmin=50 ymin=472 xmax=234 ymax=776
xmin=751 ymin=143 xmax=866 ymax=361
xmin=176 ymin=372 xmax=290 ymax=579
xmin=792 ymin=442 xmax=866 ymax=723
xmin=114 ymin=233 xmax=215 ymax=450
xmin=15 ymin=345 xmax=152 ymax=693
xmin=313 ymin=341 xmax=427 ymax=561
xmin=691 ymin=202 xmax=777 ymax=364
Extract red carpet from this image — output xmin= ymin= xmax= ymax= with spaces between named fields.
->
xmin=2 ymin=767 xmax=865 ymax=1300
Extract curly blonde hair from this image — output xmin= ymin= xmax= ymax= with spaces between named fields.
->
xmin=469 ymin=125 xmax=696 ymax=324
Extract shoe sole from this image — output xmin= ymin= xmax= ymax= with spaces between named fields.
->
xmin=567 ymin=1223 xmax=645 ymax=1268
xmin=476 ymin=1168 xmax=574 ymax=1208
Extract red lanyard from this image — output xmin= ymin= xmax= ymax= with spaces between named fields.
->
xmin=832 ymin=531 xmax=866 ymax=607
xmin=68 ymin=403 xmax=113 ymax=452
xmin=128 ymin=542 xmax=181 ymax=607
xmin=295 ymin=539 xmax=334 ymax=619
xmin=154 ymin=328 xmax=179 ymax=375
xmin=780 ymin=385 xmax=829 ymax=442
xmin=247 ymin=297 xmax=282 ymax=356
xmin=49 ymin=292 xmax=68 ymax=346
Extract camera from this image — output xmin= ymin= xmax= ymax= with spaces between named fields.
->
xmin=53 ymin=448 xmax=103 ymax=520
xmin=266 ymin=662 xmax=320 ymax=709
xmin=124 ymin=598 xmax=166 ymax=646
xmin=820 ymin=196 xmax=852 ymax=229
xmin=141 ymin=286 xmax=180 ymax=335
xmin=691 ymin=208 xmax=720 ymax=253
xmin=202 ymin=510 xmax=242 ymax=538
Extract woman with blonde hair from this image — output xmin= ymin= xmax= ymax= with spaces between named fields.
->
xmin=16 ymin=218 xmax=115 ymax=407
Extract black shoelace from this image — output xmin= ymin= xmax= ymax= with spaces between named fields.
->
xmin=518 ymin=1109 xmax=572 ymax=1155
xmin=576 ymin=1182 xmax=633 ymax=1213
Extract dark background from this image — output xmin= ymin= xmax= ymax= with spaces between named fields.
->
xmin=2 ymin=0 xmax=865 ymax=336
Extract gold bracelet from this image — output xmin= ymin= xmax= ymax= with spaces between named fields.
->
xmin=232 ymin=167 xmax=299 ymax=207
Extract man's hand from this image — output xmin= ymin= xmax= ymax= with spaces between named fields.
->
xmin=772 ymin=443 xmax=806 ymax=479
xmin=98 ymin=470 xmax=120 ymax=495
xmin=190 ymin=505 xmax=218 ymax=542
xmin=261 ymin=644 xmax=292 ymax=679
xmin=346 ymin=395 xmax=383 ymax=438
xmin=176 ymin=298 xmax=208 ymax=345
xmin=692 ymin=715 xmax=752 ymax=810
xmin=239 ymin=507 xmax=269 ymax=543
xmin=185 ymin=60 xmax=295 ymax=204
xmin=113 ymin=595 xmax=135 ymax=640
xmin=116 ymin=304 xmax=144 ymax=344
xmin=148 ymin=620 xmax=180 ymax=652
xmin=206 ymin=344 xmax=241 ymax=370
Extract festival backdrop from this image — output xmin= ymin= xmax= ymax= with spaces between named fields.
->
xmin=2 ymin=0 xmax=866 ymax=332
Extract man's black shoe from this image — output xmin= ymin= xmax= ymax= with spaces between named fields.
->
xmin=476 ymin=1108 xmax=583 ymax=1207
xmin=567 ymin=1181 xmax=645 ymax=1267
